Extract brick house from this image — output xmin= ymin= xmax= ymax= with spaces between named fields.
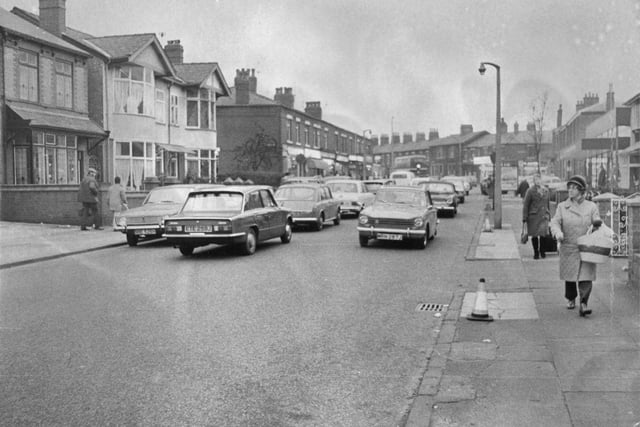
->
xmin=216 ymin=69 xmax=371 ymax=186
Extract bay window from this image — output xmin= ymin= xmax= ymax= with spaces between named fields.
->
xmin=186 ymin=149 xmax=216 ymax=182
xmin=12 ymin=131 xmax=77 ymax=184
xmin=114 ymin=65 xmax=155 ymax=116
xmin=115 ymin=141 xmax=154 ymax=190
xmin=155 ymin=89 xmax=166 ymax=123
xmin=187 ymin=88 xmax=215 ymax=129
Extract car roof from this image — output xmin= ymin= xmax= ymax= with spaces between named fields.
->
xmin=326 ymin=179 xmax=362 ymax=184
xmin=377 ymin=185 xmax=423 ymax=192
xmin=420 ymin=180 xmax=455 ymax=186
xmin=277 ymin=183 xmax=325 ymax=188
xmin=189 ymin=185 xmax=272 ymax=194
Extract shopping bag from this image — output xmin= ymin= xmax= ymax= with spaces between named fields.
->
xmin=520 ymin=223 xmax=528 ymax=244
xmin=577 ymin=222 xmax=614 ymax=264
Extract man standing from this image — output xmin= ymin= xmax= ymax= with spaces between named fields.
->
xmin=108 ymin=176 xmax=128 ymax=229
xmin=597 ymin=165 xmax=607 ymax=192
xmin=77 ymin=167 xmax=102 ymax=230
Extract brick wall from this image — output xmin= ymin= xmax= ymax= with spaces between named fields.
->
xmin=0 ymin=186 xmax=146 ymax=225
xmin=628 ymin=200 xmax=640 ymax=287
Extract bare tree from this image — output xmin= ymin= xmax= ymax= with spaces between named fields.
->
xmin=529 ymin=91 xmax=549 ymax=174
xmin=232 ymin=125 xmax=281 ymax=171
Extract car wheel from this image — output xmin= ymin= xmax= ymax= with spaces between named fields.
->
xmin=280 ymin=221 xmax=292 ymax=243
xmin=359 ymin=236 xmax=369 ymax=247
xmin=179 ymin=246 xmax=194 ymax=256
xmin=315 ymin=213 xmax=324 ymax=231
xmin=242 ymin=229 xmax=257 ymax=255
xmin=415 ymin=227 xmax=428 ymax=249
xmin=428 ymin=225 xmax=436 ymax=240
xmin=126 ymin=232 xmax=138 ymax=247
xmin=333 ymin=210 xmax=341 ymax=225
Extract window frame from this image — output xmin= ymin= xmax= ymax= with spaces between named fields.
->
xmin=55 ymin=59 xmax=73 ymax=109
xmin=18 ymin=49 xmax=39 ymax=103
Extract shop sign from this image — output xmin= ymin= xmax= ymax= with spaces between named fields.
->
xmin=611 ymin=199 xmax=628 ymax=257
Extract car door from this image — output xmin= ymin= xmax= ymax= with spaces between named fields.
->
xmin=324 ymin=186 xmax=339 ymax=220
xmin=425 ymin=191 xmax=437 ymax=234
xmin=244 ymin=190 xmax=271 ymax=240
xmin=258 ymin=189 xmax=283 ymax=239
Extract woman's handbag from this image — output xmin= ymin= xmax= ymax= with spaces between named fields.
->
xmin=577 ymin=222 xmax=614 ymax=264
xmin=520 ymin=223 xmax=528 ymax=244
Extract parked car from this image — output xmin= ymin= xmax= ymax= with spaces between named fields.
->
xmin=441 ymin=177 xmax=467 ymax=203
xmin=163 ymin=185 xmax=293 ymax=256
xmin=280 ymin=175 xmax=324 ymax=186
xmin=442 ymin=176 xmax=471 ymax=195
xmin=389 ymin=169 xmax=416 ymax=186
xmin=274 ymin=183 xmax=341 ymax=231
xmin=325 ymin=179 xmax=375 ymax=217
xmin=415 ymin=180 xmax=458 ymax=217
xmin=114 ymin=184 xmax=216 ymax=247
xmin=363 ymin=179 xmax=395 ymax=194
xmin=357 ymin=186 xmax=438 ymax=249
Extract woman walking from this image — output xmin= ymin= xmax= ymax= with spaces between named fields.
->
xmin=522 ymin=173 xmax=550 ymax=259
xmin=550 ymin=175 xmax=601 ymax=316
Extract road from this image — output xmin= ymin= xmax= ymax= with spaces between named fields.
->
xmin=0 ymin=190 xmax=485 ymax=426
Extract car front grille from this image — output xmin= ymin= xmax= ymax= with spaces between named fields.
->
xmin=128 ymin=216 xmax=162 ymax=225
xmin=370 ymin=218 xmax=414 ymax=228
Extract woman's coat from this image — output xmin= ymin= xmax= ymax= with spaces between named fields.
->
xmin=550 ymin=198 xmax=601 ymax=281
xmin=522 ymin=185 xmax=550 ymax=237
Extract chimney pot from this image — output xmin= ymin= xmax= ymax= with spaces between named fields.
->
xmin=164 ymin=39 xmax=184 ymax=64
xmin=39 ymin=0 xmax=66 ymax=37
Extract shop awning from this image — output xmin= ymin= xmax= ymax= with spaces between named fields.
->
xmin=7 ymin=102 xmax=107 ymax=137
xmin=307 ymin=158 xmax=330 ymax=170
xmin=156 ymin=143 xmax=197 ymax=153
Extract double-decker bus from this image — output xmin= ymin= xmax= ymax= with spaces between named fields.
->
xmin=392 ymin=155 xmax=429 ymax=177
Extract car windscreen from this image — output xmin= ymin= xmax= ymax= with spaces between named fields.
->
xmin=275 ymin=187 xmax=316 ymax=200
xmin=375 ymin=189 xmax=426 ymax=206
xmin=146 ymin=187 xmax=192 ymax=204
xmin=364 ymin=183 xmax=383 ymax=192
xmin=327 ymin=182 xmax=358 ymax=193
xmin=181 ymin=192 xmax=243 ymax=213
xmin=423 ymin=183 xmax=454 ymax=193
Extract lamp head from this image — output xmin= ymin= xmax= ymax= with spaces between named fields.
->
xmin=478 ymin=63 xmax=486 ymax=75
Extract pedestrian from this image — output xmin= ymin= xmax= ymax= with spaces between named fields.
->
xmin=634 ymin=174 xmax=640 ymax=191
xmin=550 ymin=175 xmax=601 ymax=317
xmin=108 ymin=176 xmax=128 ymax=229
xmin=597 ymin=165 xmax=607 ymax=192
xmin=516 ymin=177 xmax=530 ymax=198
xmin=77 ymin=167 xmax=102 ymax=230
xmin=522 ymin=173 xmax=550 ymax=259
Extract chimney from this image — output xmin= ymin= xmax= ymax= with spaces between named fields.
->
xmin=164 ymin=40 xmax=184 ymax=65
xmin=402 ymin=133 xmax=413 ymax=143
xmin=513 ymin=121 xmax=519 ymax=134
xmin=304 ymin=101 xmax=322 ymax=120
xmin=428 ymin=128 xmax=439 ymax=141
xmin=416 ymin=132 xmax=426 ymax=142
xmin=499 ymin=118 xmax=507 ymax=134
xmin=235 ymin=69 xmax=251 ymax=105
xmin=274 ymin=87 xmax=294 ymax=109
xmin=249 ymin=69 xmax=257 ymax=93
xmin=392 ymin=132 xmax=400 ymax=145
xmin=380 ymin=134 xmax=389 ymax=145
xmin=578 ymin=92 xmax=599 ymax=112
xmin=556 ymin=104 xmax=563 ymax=127
xmin=526 ymin=121 xmax=536 ymax=132
xmin=372 ymin=135 xmax=380 ymax=146
xmin=39 ymin=0 xmax=66 ymax=37
xmin=605 ymin=83 xmax=615 ymax=111
xmin=460 ymin=124 xmax=473 ymax=135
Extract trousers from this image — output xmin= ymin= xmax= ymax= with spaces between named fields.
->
xmin=565 ymin=281 xmax=592 ymax=304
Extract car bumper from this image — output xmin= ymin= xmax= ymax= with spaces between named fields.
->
xmin=164 ymin=232 xmax=246 ymax=246
xmin=434 ymin=204 xmax=456 ymax=211
xmin=122 ymin=225 xmax=163 ymax=236
xmin=357 ymin=226 xmax=426 ymax=240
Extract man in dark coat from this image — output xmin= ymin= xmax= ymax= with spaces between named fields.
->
xmin=522 ymin=173 xmax=550 ymax=259
xmin=77 ymin=167 xmax=102 ymax=230
xmin=516 ymin=178 xmax=530 ymax=198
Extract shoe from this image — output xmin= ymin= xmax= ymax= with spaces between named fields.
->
xmin=534 ymin=253 xmax=540 ymax=260
xmin=540 ymin=252 xmax=546 ymax=258
xmin=80 ymin=227 xmax=88 ymax=231
xmin=567 ymin=300 xmax=576 ymax=309
xmin=579 ymin=303 xmax=592 ymax=317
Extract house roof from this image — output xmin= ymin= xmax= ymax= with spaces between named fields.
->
xmin=0 ymin=7 xmax=88 ymax=56
xmin=173 ymin=62 xmax=231 ymax=96
xmin=373 ymin=131 xmax=488 ymax=154
xmin=217 ymin=87 xmax=279 ymax=106
xmin=466 ymin=130 xmax=553 ymax=148
xmin=624 ymin=92 xmax=640 ymax=106
xmin=86 ymin=33 xmax=156 ymax=61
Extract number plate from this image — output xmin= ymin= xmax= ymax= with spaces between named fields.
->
xmin=134 ymin=229 xmax=156 ymax=235
xmin=185 ymin=225 xmax=212 ymax=232
xmin=377 ymin=233 xmax=402 ymax=241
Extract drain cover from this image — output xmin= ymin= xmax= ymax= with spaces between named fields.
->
xmin=416 ymin=303 xmax=447 ymax=312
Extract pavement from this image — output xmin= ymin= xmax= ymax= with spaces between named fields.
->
xmin=1 ymin=204 xmax=638 ymax=426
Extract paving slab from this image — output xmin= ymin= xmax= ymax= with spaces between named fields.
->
xmin=460 ymin=291 xmax=539 ymax=320
xmin=565 ymin=392 xmax=640 ymax=426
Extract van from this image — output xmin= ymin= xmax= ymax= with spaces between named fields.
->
xmin=389 ymin=170 xmax=416 ymax=186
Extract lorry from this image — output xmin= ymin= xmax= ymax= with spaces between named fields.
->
xmin=501 ymin=166 xmax=518 ymax=195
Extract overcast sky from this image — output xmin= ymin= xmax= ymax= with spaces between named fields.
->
xmin=3 ymin=0 xmax=639 ymax=137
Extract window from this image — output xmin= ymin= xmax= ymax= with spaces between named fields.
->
xmin=186 ymin=149 xmax=216 ymax=182
xmin=314 ymin=129 xmax=320 ymax=148
xmin=259 ymin=190 xmax=277 ymax=207
xmin=170 ymin=94 xmax=179 ymax=125
xmin=155 ymin=89 xmax=166 ymax=123
xmin=113 ymin=65 xmax=154 ymax=116
xmin=55 ymin=60 xmax=73 ymax=108
xmin=115 ymin=141 xmax=154 ymax=190
xmin=295 ymin=123 xmax=300 ymax=143
xmin=304 ymin=126 xmax=309 ymax=145
xmin=19 ymin=50 xmax=38 ymax=102
xmin=287 ymin=120 xmax=293 ymax=141
xmin=12 ymin=131 xmax=77 ymax=184
xmin=187 ymin=88 xmax=214 ymax=129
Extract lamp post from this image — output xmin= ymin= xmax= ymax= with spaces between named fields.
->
xmin=362 ymin=129 xmax=372 ymax=179
xmin=479 ymin=61 xmax=502 ymax=229
xmin=390 ymin=116 xmax=395 ymax=178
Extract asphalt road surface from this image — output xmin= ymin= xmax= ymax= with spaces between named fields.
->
xmin=0 ymin=191 xmax=486 ymax=426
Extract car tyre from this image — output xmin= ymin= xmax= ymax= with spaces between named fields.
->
xmin=415 ymin=227 xmax=428 ymax=249
xmin=179 ymin=246 xmax=194 ymax=256
xmin=333 ymin=210 xmax=341 ymax=225
xmin=126 ymin=232 xmax=138 ymax=247
xmin=428 ymin=225 xmax=436 ymax=241
xmin=359 ymin=236 xmax=369 ymax=247
xmin=315 ymin=213 xmax=324 ymax=231
xmin=242 ymin=229 xmax=257 ymax=255
xmin=280 ymin=221 xmax=292 ymax=243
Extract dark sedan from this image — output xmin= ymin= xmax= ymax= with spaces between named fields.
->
xmin=415 ymin=180 xmax=458 ymax=217
xmin=357 ymin=186 xmax=438 ymax=249
xmin=163 ymin=185 xmax=293 ymax=256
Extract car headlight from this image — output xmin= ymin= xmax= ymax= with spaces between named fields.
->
xmin=446 ymin=197 xmax=454 ymax=204
xmin=413 ymin=217 xmax=424 ymax=227
xmin=116 ymin=216 xmax=127 ymax=227
xmin=359 ymin=215 xmax=369 ymax=225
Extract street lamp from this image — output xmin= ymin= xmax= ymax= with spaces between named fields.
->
xmin=362 ymin=129 xmax=372 ymax=179
xmin=390 ymin=116 xmax=395 ymax=178
xmin=479 ymin=61 xmax=502 ymax=229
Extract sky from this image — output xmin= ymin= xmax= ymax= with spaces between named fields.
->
xmin=2 ymin=0 xmax=639 ymax=138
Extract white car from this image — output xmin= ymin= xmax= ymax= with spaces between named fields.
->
xmin=326 ymin=179 xmax=375 ymax=217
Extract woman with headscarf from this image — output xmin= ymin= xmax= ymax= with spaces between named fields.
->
xmin=550 ymin=175 xmax=601 ymax=317
xmin=522 ymin=173 xmax=550 ymax=259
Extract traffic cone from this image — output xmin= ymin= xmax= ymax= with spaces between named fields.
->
xmin=467 ymin=278 xmax=493 ymax=321
xmin=482 ymin=216 xmax=492 ymax=232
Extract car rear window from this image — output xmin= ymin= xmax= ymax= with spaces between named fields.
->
xmin=424 ymin=183 xmax=454 ymax=193
xmin=376 ymin=189 xmax=426 ymax=206
xmin=275 ymin=187 xmax=316 ymax=200
xmin=182 ymin=192 xmax=243 ymax=213
xmin=146 ymin=187 xmax=191 ymax=204
xmin=327 ymin=182 xmax=358 ymax=193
